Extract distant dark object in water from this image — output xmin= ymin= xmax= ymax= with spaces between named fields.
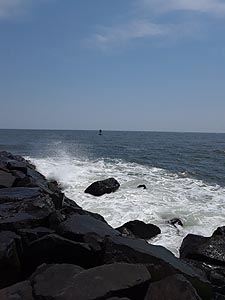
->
xmin=168 ymin=218 xmax=183 ymax=228
xmin=99 ymin=129 xmax=102 ymax=135
xmin=84 ymin=178 xmax=120 ymax=196
xmin=137 ymin=184 xmax=147 ymax=189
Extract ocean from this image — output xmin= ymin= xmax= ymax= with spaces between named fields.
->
xmin=1 ymin=129 xmax=225 ymax=256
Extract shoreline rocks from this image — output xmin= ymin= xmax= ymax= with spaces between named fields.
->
xmin=0 ymin=151 xmax=224 ymax=299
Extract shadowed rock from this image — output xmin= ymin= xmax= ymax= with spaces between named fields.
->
xmin=0 ymin=187 xmax=41 ymax=203
xmin=102 ymin=235 xmax=211 ymax=300
xmin=0 ymin=231 xmax=22 ymax=288
xmin=137 ymin=184 xmax=147 ymax=189
xmin=0 ymin=170 xmax=16 ymax=188
xmin=168 ymin=218 xmax=183 ymax=227
xmin=84 ymin=178 xmax=120 ymax=196
xmin=32 ymin=263 xmax=151 ymax=300
xmin=22 ymin=233 xmax=99 ymax=273
xmin=0 ymin=280 xmax=34 ymax=300
xmin=116 ymin=220 xmax=161 ymax=240
xmin=144 ymin=274 xmax=201 ymax=300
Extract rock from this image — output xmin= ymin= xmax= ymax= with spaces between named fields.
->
xmin=180 ymin=234 xmax=225 ymax=266
xmin=107 ymin=298 xmax=131 ymax=300
xmin=180 ymin=234 xmax=210 ymax=259
xmin=22 ymin=233 xmax=99 ymax=274
xmin=0 ymin=170 xmax=16 ymax=188
xmin=0 ymin=231 xmax=22 ymax=288
xmin=137 ymin=184 xmax=147 ymax=189
xmin=0 ymin=195 xmax=55 ymax=231
xmin=18 ymin=227 xmax=55 ymax=246
xmin=102 ymin=235 xmax=211 ymax=300
xmin=0 ymin=187 xmax=41 ymax=203
xmin=213 ymin=226 xmax=225 ymax=237
xmin=168 ymin=218 xmax=183 ymax=227
xmin=31 ymin=263 xmax=84 ymax=299
xmin=144 ymin=274 xmax=201 ymax=300
xmin=57 ymin=214 xmax=120 ymax=242
xmin=84 ymin=178 xmax=120 ymax=196
xmin=0 ymin=280 xmax=34 ymax=300
xmin=32 ymin=263 xmax=150 ymax=300
xmin=116 ymin=220 xmax=161 ymax=240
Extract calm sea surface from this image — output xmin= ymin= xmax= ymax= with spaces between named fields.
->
xmin=1 ymin=129 xmax=225 ymax=255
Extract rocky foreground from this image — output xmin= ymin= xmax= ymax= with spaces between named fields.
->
xmin=0 ymin=151 xmax=225 ymax=300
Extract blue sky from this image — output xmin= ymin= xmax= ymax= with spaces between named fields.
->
xmin=0 ymin=0 xmax=225 ymax=132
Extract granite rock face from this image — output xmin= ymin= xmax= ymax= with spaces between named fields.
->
xmin=0 ymin=151 xmax=224 ymax=299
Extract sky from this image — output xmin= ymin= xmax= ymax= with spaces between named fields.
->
xmin=0 ymin=0 xmax=225 ymax=132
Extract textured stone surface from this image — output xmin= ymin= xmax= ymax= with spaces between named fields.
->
xmin=33 ymin=263 xmax=150 ymax=300
xmin=0 ymin=280 xmax=34 ymax=300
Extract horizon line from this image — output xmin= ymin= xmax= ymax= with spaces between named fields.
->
xmin=0 ymin=128 xmax=224 ymax=134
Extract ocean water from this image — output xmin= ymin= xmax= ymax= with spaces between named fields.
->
xmin=1 ymin=129 xmax=225 ymax=256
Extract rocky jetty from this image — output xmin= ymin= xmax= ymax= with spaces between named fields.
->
xmin=0 ymin=151 xmax=224 ymax=299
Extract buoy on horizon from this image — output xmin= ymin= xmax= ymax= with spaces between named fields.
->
xmin=99 ymin=129 xmax=102 ymax=135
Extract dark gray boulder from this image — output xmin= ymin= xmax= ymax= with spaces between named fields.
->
xmin=57 ymin=214 xmax=120 ymax=242
xmin=0 ymin=170 xmax=16 ymax=188
xmin=213 ymin=226 xmax=225 ymax=237
xmin=0 ymin=280 xmax=34 ymax=300
xmin=0 ymin=231 xmax=22 ymax=288
xmin=84 ymin=178 xmax=120 ymax=196
xmin=0 ymin=187 xmax=41 ymax=203
xmin=180 ymin=234 xmax=210 ymax=260
xmin=144 ymin=274 xmax=201 ymax=300
xmin=116 ymin=220 xmax=161 ymax=240
xmin=32 ymin=263 xmax=150 ymax=300
xmin=22 ymin=233 xmax=99 ymax=273
xmin=18 ymin=227 xmax=55 ymax=246
xmin=0 ymin=195 xmax=55 ymax=231
xmin=102 ymin=235 xmax=211 ymax=300
xmin=180 ymin=234 xmax=225 ymax=266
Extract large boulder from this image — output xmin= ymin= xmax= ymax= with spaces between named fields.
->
xmin=116 ymin=220 xmax=161 ymax=240
xmin=22 ymin=233 xmax=99 ymax=274
xmin=0 ymin=231 xmax=23 ymax=288
xmin=102 ymin=235 xmax=211 ymax=300
xmin=0 ymin=170 xmax=16 ymax=188
xmin=32 ymin=263 xmax=151 ymax=300
xmin=0 ymin=280 xmax=34 ymax=300
xmin=180 ymin=234 xmax=225 ymax=266
xmin=144 ymin=274 xmax=201 ymax=300
xmin=57 ymin=214 xmax=120 ymax=242
xmin=0 ymin=195 xmax=55 ymax=231
xmin=84 ymin=178 xmax=120 ymax=196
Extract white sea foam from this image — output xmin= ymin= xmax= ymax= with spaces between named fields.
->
xmin=29 ymin=152 xmax=225 ymax=256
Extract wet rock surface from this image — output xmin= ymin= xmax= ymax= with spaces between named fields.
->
xmin=84 ymin=177 xmax=120 ymax=196
xmin=0 ymin=151 xmax=224 ymax=299
xmin=115 ymin=220 xmax=161 ymax=240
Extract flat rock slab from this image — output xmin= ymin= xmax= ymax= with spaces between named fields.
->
xmin=57 ymin=214 xmax=120 ymax=242
xmin=18 ymin=227 xmax=55 ymax=245
xmin=144 ymin=274 xmax=201 ymax=300
xmin=33 ymin=263 xmax=150 ymax=300
xmin=0 ymin=187 xmax=41 ymax=203
xmin=103 ymin=236 xmax=211 ymax=300
xmin=0 ymin=280 xmax=34 ymax=300
xmin=84 ymin=178 xmax=120 ymax=196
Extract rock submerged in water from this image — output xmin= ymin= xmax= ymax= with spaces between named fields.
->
xmin=116 ymin=220 xmax=161 ymax=240
xmin=84 ymin=177 xmax=120 ymax=196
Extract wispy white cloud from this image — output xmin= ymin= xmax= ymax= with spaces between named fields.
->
xmin=139 ymin=0 xmax=225 ymax=16
xmin=85 ymin=20 xmax=172 ymax=50
xmin=0 ymin=0 xmax=31 ymax=19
